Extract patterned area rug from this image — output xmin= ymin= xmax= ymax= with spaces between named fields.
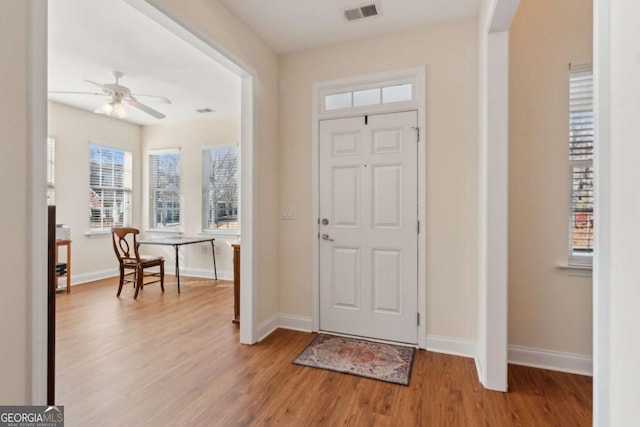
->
xmin=293 ymin=334 xmax=415 ymax=386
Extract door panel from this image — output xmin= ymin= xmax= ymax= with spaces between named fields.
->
xmin=332 ymin=132 xmax=361 ymax=156
xmin=372 ymin=128 xmax=403 ymax=153
xmin=373 ymin=249 xmax=403 ymax=314
xmin=372 ymin=164 xmax=403 ymax=228
xmin=332 ymin=166 xmax=360 ymax=227
xmin=319 ymin=110 xmax=419 ymax=344
xmin=331 ymin=247 xmax=361 ymax=309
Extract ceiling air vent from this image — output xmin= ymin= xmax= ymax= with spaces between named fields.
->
xmin=344 ymin=3 xmax=379 ymax=22
xmin=360 ymin=4 xmax=378 ymax=18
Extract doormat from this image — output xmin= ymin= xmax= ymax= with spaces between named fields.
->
xmin=293 ymin=334 xmax=415 ymax=386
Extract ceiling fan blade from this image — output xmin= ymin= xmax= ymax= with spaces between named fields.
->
xmin=48 ymin=91 xmax=105 ymax=96
xmin=84 ymin=79 xmax=112 ymax=93
xmin=126 ymin=98 xmax=166 ymax=119
xmin=131 ymin=94 xmax=172 ymax=104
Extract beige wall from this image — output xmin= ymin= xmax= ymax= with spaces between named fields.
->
xmin=509 ymin=0 xmax=593 ymax=355
xmin=141 ymin=117 xmax=240 ymax=277
xmin=279 ymin=20 xmax=480 ymax=340
xmin=150 ymin=0 xmax=280 ymax=324
xmin=0 ymin=0 xmax=602 ymax=407
xmin=49 ymin=105 xmax=242 ymax=281
xmin=48 ymin=101 xmax=142 ymax=280
xmin=0 ymin=0 xmax=29 ymax=404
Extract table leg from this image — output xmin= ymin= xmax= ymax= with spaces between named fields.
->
xmin=175 ymin=245 xmax=180 ymax=293
xmin=210 ymin=241 xmax=218 ymax=280
xmin=66 ymin=241 xmax=71 ymax=293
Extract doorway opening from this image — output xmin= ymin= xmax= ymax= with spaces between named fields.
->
xmin=29 ymin=0 xmax=257 ymax=401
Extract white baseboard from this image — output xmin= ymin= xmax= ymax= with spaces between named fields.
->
xmin=508 ymin=345 xmax=592 ymax=376
xmin=278 ymin=314 xmax=313 ymax=332
xmin=426 ymin=335 xmax=478 ymax=359
xmin=475 ymin=357 xmax=484 ymax=384
xmin=258 ymin=324 xmax=480 ymax=362
xmin=68 ymin=268 xmax=119 ymax=286
xmin=180 ymin=267 xmax=234 ymax=281
xmin=66 ymin=267 xmax=232 ymax=287
xmin=257 ymin=314 xmax=279 ymax=342
xmin=257 ymin=314 xmax=313 ymax=342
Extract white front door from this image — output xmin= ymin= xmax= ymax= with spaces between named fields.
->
xmin=319 ymin=110 xmax=419 ymax=344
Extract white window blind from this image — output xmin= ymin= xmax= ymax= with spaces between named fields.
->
xmin=149 ymin=149 xmax=181 ymax=229
xmin=89 ymin=145 xmax=132 ymax=230
xmin=202 ymin=146 xmax=239 ymax=232
xmin=47 ymin=137 xmax=55 ymax=205
xmin=569 ymin=66 xmax=593 ymax=263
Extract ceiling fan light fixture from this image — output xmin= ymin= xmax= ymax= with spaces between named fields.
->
xmin=111 ymin=101 xmax=128 ymax=118
xmin=94 ymin=101 xmax=114 ymax=115
xmin=94 ymin=99 xmax=129 ymax=118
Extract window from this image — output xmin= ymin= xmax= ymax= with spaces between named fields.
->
xmin=47 ymin=137 xmax=55 ymax=205
xmin=382 ymin=83 xmax=412 ymax=103
xmin=202 ymin=146 xmax=239 ymax=232
xmin=324 ymin=83 xmax=413 ymax=111
xmin=569 ymin=66 xmax=593 ymax=265
xmin=325 ymin=92 xmax=352 ymax=111
xmin=89 ymin=145 xmax=132 ymax=231
xmin=353 ymin=88 xmax=381 ymax=107
xmin=149 ymin=149 xmax=181 ymax=229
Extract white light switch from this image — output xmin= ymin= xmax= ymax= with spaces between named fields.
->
xmin=282 ymin=208 xmax=294 ymax=220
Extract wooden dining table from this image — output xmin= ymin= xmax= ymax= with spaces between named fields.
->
xmin=137 ymin=236 xmax=217 ymax=293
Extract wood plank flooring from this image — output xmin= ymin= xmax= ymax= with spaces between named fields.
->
xmin=56 ymin=277 xmax=592 ymax=426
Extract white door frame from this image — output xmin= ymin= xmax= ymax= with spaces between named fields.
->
xmin=311 ymin=67 xmax=427 ymax=349
xmin=124 ymin=0 xmax=257 ymax=346
xmin=28 ymin=0 xmax=49 ymax=403
xmin=29 ymin=0 xmax=259 ymax=402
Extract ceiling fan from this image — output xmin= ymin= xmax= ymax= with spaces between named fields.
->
xmin=49 ymin=71 xmax=171 ymax=119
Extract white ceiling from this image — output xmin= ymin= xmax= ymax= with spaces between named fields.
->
xmin=48 ymin=0 xmax=481 ymax=125
xmin=48 ymin=0 xmax=241 ymax=126
xmin=219 ymin=0 xmax=481 ymax=54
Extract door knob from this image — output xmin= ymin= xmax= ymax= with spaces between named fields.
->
xmin=321 ymin=233 xmax=334 ymax=241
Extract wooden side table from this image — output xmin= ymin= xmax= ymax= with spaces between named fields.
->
xmin=55 ymin=239 xmax=71 ymax=293
xmin=232 ymin=244 xmax=240 ymax=324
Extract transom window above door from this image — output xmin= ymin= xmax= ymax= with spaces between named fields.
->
xmin=324 ymin=83 xmax=413 ymax=112
xmin=316 ymin=68 xmax=422 ymax=119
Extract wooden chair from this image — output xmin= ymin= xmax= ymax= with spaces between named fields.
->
xmin=111 ymin=227 xmax=164 ymax=299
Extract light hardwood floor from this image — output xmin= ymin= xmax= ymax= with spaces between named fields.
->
xmin=56 ymin=277 xmax=592 ymax=426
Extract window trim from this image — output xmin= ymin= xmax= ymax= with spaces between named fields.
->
xmin=148 ymin=147 xmax=182 ymax=232
xmin=201 ymin=145 xmax=240 ymax=235
xmin=87 ymin=142 xmax=133 ymax=234
xmin=557 ymin=263 xmax=592 ymax=277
